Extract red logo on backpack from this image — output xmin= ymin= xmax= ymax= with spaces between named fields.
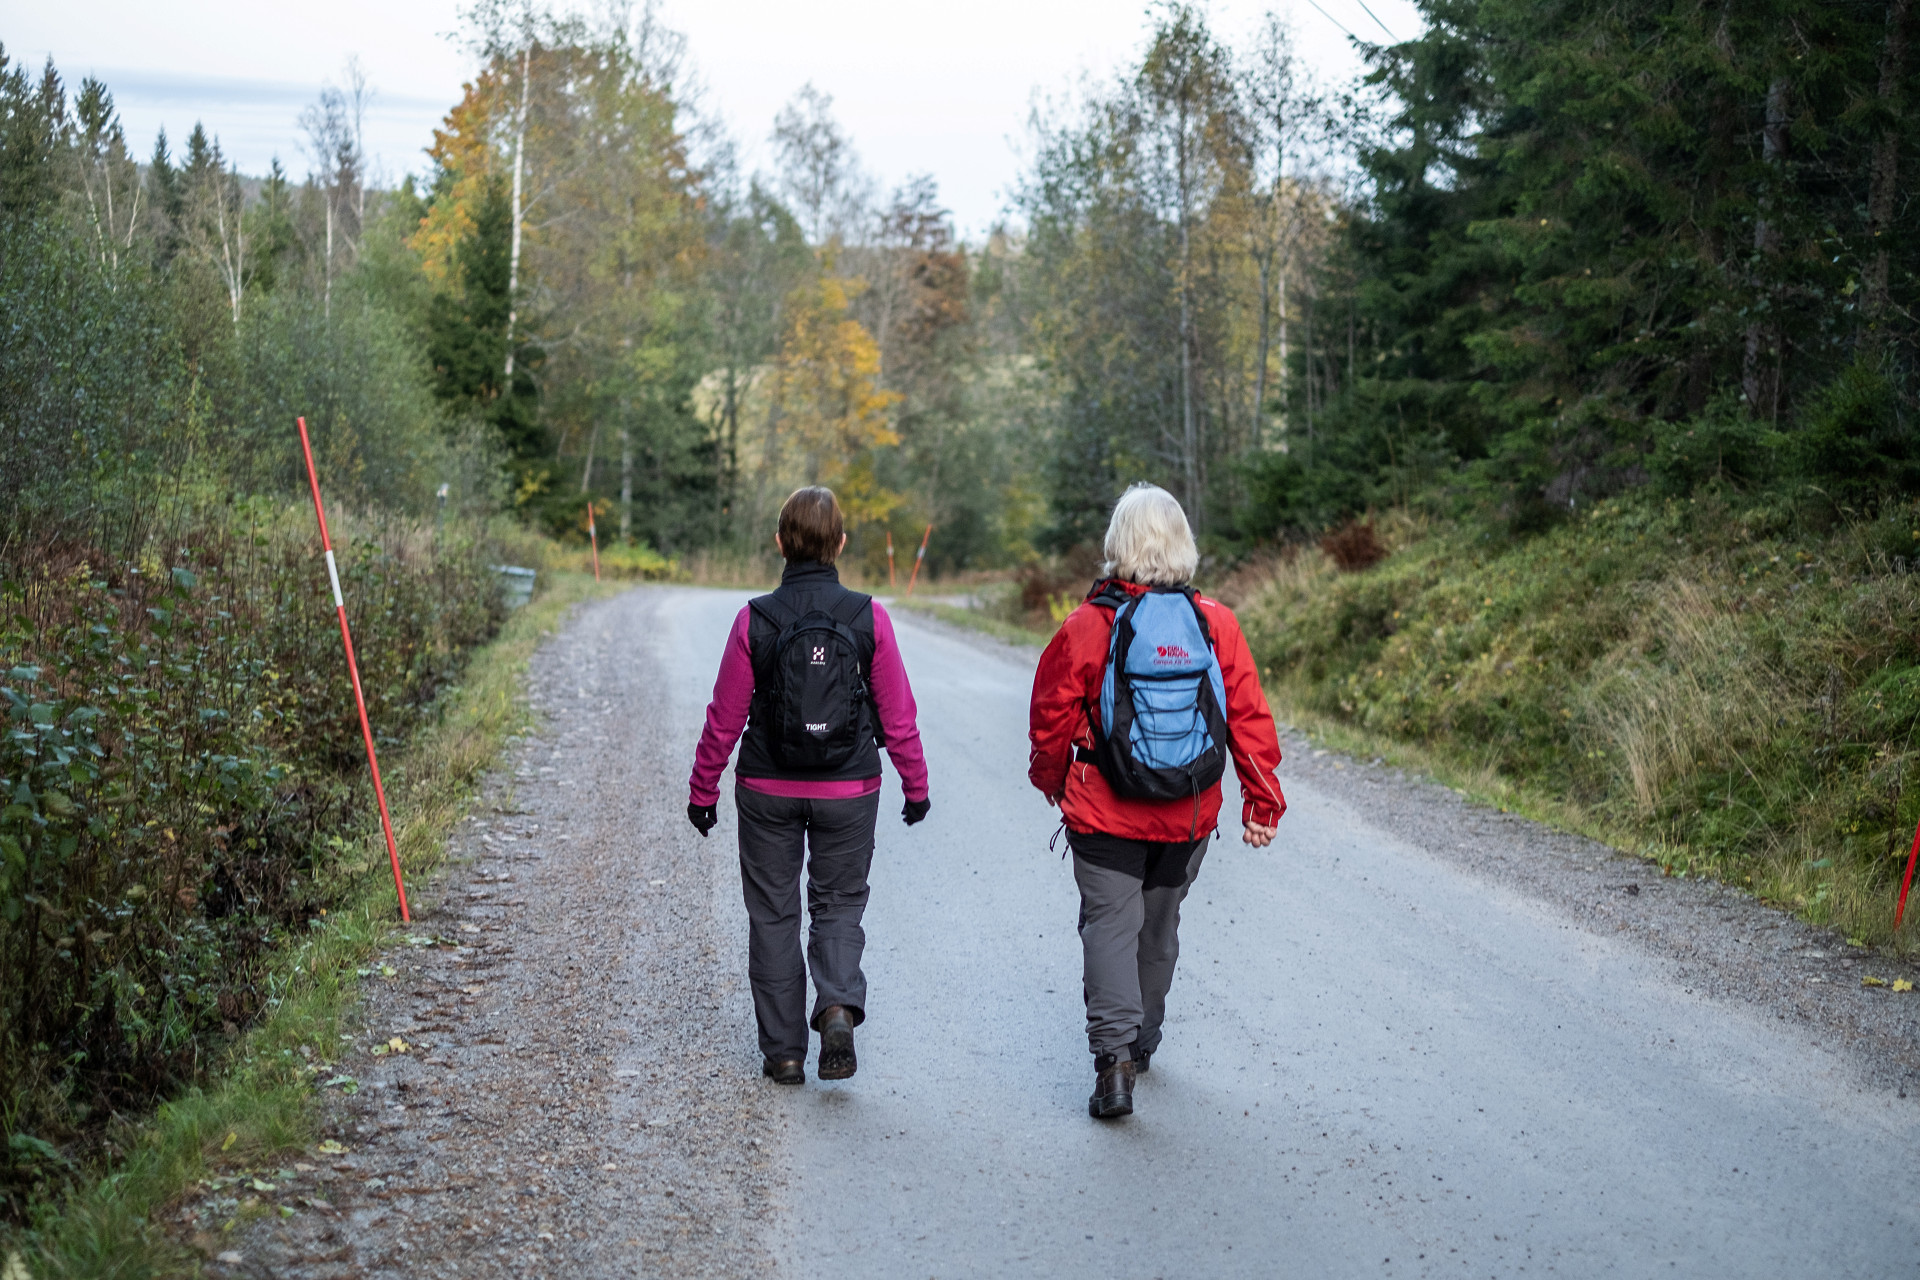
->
xmin=1156 ymin=644 xmax=1189 ymax=660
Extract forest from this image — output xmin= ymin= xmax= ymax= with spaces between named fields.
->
xmin=3 ymin=0 xmax=1920 ymax=1239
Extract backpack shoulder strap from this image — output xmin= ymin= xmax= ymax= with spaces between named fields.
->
xmin=747 ymin=593 xmax=799 ymax=669
xmin=1176 ymin=587 xmax=1219 ymax=651
xmin=826 ymin=588 xmax=873 ymax=627
xmin=827 ymin=589 xmax=877 ymax=669
xmin=1086 ymin=578 xmax=1131 ymax=611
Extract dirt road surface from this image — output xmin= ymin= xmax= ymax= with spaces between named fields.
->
xmin=215 ymin=585 xmax=1920 ymax=1278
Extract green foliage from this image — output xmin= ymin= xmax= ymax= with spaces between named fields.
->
xmin=5 ymin=572 xmax=604 ymax=1277
xmin=1241 ymin=494 xmax=1920 ymax=947
xmin=1282 ymin=0 xmax=1920 ymax=528
xmin=0 ymin=510 xmax=506 ymax=1213
xmin=0 ymin=42 xmax=522 ymax=1223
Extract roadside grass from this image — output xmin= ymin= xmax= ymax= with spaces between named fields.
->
xmin=1237 ymin=494 xmax=1920 ymax=951
xmin=887 ymin=597 xmax=1056 ymax=649
xmin=7 ymin=570 xmax=615 ymax=1279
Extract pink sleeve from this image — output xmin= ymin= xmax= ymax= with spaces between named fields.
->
xmin=688 ymin=607 xmax=755 ymax=806
xmin=869 ymin=603 xmax=929 ymax=801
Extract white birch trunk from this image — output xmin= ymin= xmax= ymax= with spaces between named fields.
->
xmin=504 ymin=44 xmax=530 ymax=382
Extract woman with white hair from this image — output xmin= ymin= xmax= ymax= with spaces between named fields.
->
xmin=1028 ymin=483 xmax=1286 ymax=1119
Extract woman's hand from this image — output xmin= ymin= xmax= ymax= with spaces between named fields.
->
xmin=1241 ymin=821 xmax=1276 ymax=848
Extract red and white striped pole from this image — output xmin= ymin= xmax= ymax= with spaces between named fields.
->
xmin=1894 ymin=818 xmax=1920 ymax=931
xmin=296 ymin=417 xmax=412 ymax=922
xmin=586 ymin=502 xmax=601 ymax=582
xmin=905 ymin=524 xmax=932 ymax=597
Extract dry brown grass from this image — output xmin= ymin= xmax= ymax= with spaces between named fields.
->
xmin=1585 ymin=578 xmax=1782 ymax=815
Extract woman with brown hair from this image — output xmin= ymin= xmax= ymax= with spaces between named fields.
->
xmin=687 ymin=487 xmax=930 ymax=1085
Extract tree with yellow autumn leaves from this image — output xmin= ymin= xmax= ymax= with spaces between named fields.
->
xmin=766 ymin=272 xmax=903 ymax=528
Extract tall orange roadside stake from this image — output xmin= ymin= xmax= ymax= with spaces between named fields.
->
xmin=296 ymin=417 xmax=412 ymax=922
xmin=586 ymin=502 xmax=602 ymax=582
xmin=905 ymin=524 xmax=932 ymax=597
xmin=1895 ymin=819 xmax=1920 ymax=931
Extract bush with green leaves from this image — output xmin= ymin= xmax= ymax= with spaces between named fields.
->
xmin=0 ymin=510 xmax=504 ymax=1213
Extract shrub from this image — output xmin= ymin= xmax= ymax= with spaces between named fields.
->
xmin=0 ymin=506 xmax=505 ymax=1212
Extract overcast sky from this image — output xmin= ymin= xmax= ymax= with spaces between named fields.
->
xmin=9 ymin=0 xmax=1424 ymax=238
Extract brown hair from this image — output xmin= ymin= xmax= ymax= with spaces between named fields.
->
xmin=777 ymin=486 xmax=844 ymax=564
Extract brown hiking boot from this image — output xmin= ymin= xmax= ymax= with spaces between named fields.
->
xmin=816 ymin=1005 xmax=857 ymax=1080
xmin=1089 ymin=1054 xmax=1136 ymax=1119
xmin=762 ymin=1056 xmax=804 ymax=1085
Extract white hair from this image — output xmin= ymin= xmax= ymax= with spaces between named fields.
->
xmin=1102 ymin=484 xmax=1198 ymax=586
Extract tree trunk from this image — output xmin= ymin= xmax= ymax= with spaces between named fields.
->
xmin=1864 ymin=0 xmax=1912 ymax=341
xmin=1177 ymin=97 xmax=1200 ymax=531
xmin=323 ymin=197 xmax=333 ymax=321
xmin=1252 ymin=250 xmax=1272 ymax=452
xmin=619 ymin=423 xmax=632 ymax=541
xmin=722 ymin=368 xmax=740 ymax=523
xmin=1743 ymin=75 xmax=1790 ymax=416
xmin=1277 ymin=269 xmax=1288 ymax=441
xmin=1303 ymin=285 xmax=1316 ymax=463
xmin=504 ymin=44 xmax=531 ymax=382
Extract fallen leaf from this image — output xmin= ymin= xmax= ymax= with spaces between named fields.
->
xmin=249 ymin=1178 xmax=276 ymax=1193
xmin=278 ymin=1205 xmax=296 ymax=1218
xmin=1894 ymin=979 xmax=1915 ymax=993
xmin=216 ymin=1252 xmax=243 ymax=1264
xmin=220 ymin=1131 xmax=237 ymax=1152
xmin=1862 ymin=975 xmax=1889 ymax=987
xmin=386 ymin=1036 xmax=410 ymax=1053
xmin=602 ymin=1162 xmax=617 ymax=1171
xmin=316 ymin=1140 xmax=348 ymax=1155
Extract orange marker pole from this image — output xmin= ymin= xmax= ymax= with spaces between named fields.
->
xmin=586 ymin=502 xmax=601 ymax=582
xmin=296 ymin=417 xmax=411 ymax=923
xmin=1895 ymin=816 xmax=1920 ymax=931
xmin=887 ymin=530 xmax=896 ymax=589
xmin=905 ymin=524 xmax=932 ymax=597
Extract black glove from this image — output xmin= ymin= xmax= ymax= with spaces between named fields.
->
xmin=902 ymin=796 xmax=930 ymax=826
xmin=687 ymin=802 xmax=717 ymax=837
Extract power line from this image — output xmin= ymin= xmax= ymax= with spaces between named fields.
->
xmin=1301 ymin=0 xmax=1359 ymax=42
xmin=1351 ymin=0 xmax=1398 ymax=41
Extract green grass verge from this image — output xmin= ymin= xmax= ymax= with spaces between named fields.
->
xmin=6 ymin=571 xmax=616 ymax=1279
xmin=888 ymin=598 xmax=1056 ymax=649
xmin=1237 ymin=494 xmax=1920 ymax=951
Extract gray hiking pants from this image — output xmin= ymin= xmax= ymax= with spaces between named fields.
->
xmin=735 ymin=786 xmax=879 ymax=1061
xmin=1069 ymin=830 xmax=1208 ymax=1059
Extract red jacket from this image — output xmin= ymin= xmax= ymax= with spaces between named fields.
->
xmin=1028 ymin=580 xmax=1286 ymax=842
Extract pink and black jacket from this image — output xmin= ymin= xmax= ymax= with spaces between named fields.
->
xmin=689 ymin=561 xmax=929 ymax=806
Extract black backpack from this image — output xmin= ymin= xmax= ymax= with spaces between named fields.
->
xmin=747 ymin=590 xmax=878 ymax=771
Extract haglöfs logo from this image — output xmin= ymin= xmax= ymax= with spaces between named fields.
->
xmin=810 ymin=646 xmax=826 ymax=665
xmin=1155 ymin=644 xmax=1190 ymax=659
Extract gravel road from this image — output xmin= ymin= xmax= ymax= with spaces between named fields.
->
xmin=211 ymin=585 xmax=1920 ymax=1278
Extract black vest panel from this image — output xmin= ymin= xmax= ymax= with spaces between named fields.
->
xmin=736 ymin=562 xmax=882 ymax=782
